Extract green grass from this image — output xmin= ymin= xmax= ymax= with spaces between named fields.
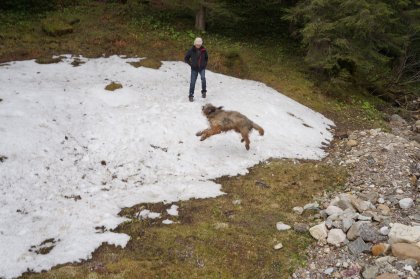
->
xmin=105 ymin=82 xmax=123 ymax=91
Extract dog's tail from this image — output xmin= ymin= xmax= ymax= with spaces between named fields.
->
xmin=252 ymin=122 xmax=264 ymax=136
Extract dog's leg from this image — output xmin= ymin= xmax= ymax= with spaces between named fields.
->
xmin=196 ymin=129 xmax=206 ymax=137
xmin=240 ymin=129 xmax=251 ymax=150
xmin=200 ymin=126 xmax=222 ymax=141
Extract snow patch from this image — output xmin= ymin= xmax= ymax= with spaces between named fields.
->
xmin=0 ymin=55 xmax=334 ymax=278
xmin=167 ymin=205 xmax=179 ymax=216
xmin=138 ymin=209 xmax=161 ymax=220
xmin=162 ymin=219 xmax=174 ymax=225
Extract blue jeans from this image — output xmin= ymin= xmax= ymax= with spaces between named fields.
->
xmin=189 ymin=69 xmax=206 ymax=97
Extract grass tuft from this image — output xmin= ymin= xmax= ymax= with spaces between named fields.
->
xmin=105 ymin=82 xmax=123 ymax=91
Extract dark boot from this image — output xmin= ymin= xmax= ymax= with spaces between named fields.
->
xmin=189 ymin=95 xmax=194 ymax=102
xmin=201 ymin=90 xmax=207 ymax=98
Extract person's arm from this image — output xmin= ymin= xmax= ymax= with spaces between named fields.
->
xmin=205 ymin=50 xmax=208 ymax=63
xmin=184 ymin=49 xmax=192 ymax=66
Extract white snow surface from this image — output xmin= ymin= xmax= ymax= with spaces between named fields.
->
xmin=167 ymin=204 xmax=179 ymax=216
xmin=0 ymin=55 xmax=333 ymax=278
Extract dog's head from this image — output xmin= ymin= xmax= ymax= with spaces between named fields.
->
xmin=202 ymin=104 xmax=223 ymax=116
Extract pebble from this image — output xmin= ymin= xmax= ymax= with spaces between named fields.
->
xmin=388 ymin=223 xmax=420 ymax=244
xmin=303 ymin=202 xmax=319 ymax=211
xmin=399 ymin=198 xmax=414 ymax=209
xmin=324 ymin=267 xmax=334 ymax=275
xmin=274 ymin=243 xmax=283 ymax=250
xmin=325 ymin=205 xmax=343 ymax=216
xmin=362 ymin=265 xmax=379 ymax=279
xmin=292 ymin=206 xmax=304 ymax=215
xmin=348 ymin=237 xmax=371 ymax=255
xmin=232 ymin=199 xmax=241 ymax=205
xmin=327 ymin=229 xmax=346 ymax=246
xmin=379 ymin=226 xmax=390 ymax=236
xmin=276 ymin=222 xmax=291 ymax=231
xmin=347 ymin=139 xmax=358 ymax=147
xmin=293 ymin=223 xmax=309 ymax=233
xmin=378 ymin=204 xmax=391 ymax=215
xmin=309 ymin=222 xmax=328 ymax=240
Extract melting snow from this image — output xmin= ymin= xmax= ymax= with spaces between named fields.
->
xmin=138 ymin=209 xmax=161 ymax=220
xmin=167 ymin=204 xmax=179 ymax=216
xmin=0 ymin=55 xmax=333 ymax=278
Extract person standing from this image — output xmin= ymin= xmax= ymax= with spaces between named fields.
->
xmin=184 ymin=37 xmax=208 ymax=102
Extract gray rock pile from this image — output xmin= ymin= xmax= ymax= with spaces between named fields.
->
xmin=292 ymin=123 xmax=420 ymax=279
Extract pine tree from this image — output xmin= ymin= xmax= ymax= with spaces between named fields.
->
xmin=284 ymin=0 xmax=419 ymax=95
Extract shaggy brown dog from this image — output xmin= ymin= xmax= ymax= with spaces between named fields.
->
xmin=196 ymin=104 xmax=264 ymax=150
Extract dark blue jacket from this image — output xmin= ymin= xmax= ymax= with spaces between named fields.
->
xmin=184 ymin=46 xmax=208 ymax=71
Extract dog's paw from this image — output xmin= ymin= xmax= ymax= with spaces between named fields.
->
xmin=245 ymin=144 xmax=250 ymax=150
xmin=195 ymin=131 xmax=202 ymax=136
xmin=200 ymin=136 xmax=206 ymax=141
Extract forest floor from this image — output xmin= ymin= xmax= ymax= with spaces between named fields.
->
xmin=1 ymin=2 xmax=416 ymax=279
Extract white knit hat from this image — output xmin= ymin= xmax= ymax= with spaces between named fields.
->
xmin=194 ymin=37 xmax=203 ymax=46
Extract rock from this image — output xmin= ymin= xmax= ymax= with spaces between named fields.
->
xmin=399 ymin=258 xmax=418 ymax=269
xmin=348 ymin=237 xmax=372 ymax=255
xmin=359 ymin=191 xmax=379 ymax=203
xmin=377 ymin=204 xmax=390 ymax=216
xmin=303 ymin=202 xmax=319 ymax=211
xmin=391 ymin=243 xmax=420 ymax=262
xmin=292 ymin=206 xmax=304 ymax=215
xmin=342 ymin=218 xmax=354 ymax=232
xmin=335 ymin=197 xmax=354 ymax=211
xmin=375 ymin=273 xmax=399 ymax=279
xmin=274 ymin=243 xmax=283 ymax=250
xmin=358 ymin=214 xmax=372 ymax=221
xmin=326 ymin=205 xmax=343 ymax=216
xmin=375 ymin=256 xmax=396 ymax=265
xmin=293 ymin=223 xmax=309 ymax=233
xmin=232 ymin=199 xmax=241 ymax=205
xmin=350 ymin=196 xmax=372 ymax=213
xmin=409 ymin=134 xmax=420 ymax=143
xmin=347 ymin=221 xmax=371 ymax=241
xmin=414 ymin=120 xmax=420 ymax=132
xmin=388 ymin=223 xmax=420 ymax=244
xmin=362 ymin=265 xmax=379 ymax=279
xmin=359 ymin=223 xmax=386 ymax=243
xmin=399 ymin=198 xmax=414 ymax=209
xmin=403 ymin=264 xmax=413 ymax=272
xmin=309 ymin=222 xmax=328 ymax=240
xmin=364 ymin=211 xmax=382 ymax=222
xmin=276 ymin=222 xmax=291 ymax=231
xmin=379 ymin=226 xmax=390 ymax=236
xmin=327 ymin=229 xmax=347 ymax=245
xmin=324 ymin=267 xmax=334 ymax=275
xmin=410 ymin=214 xmax=420 ymax=222
xmin=378 ymin=197 xmax=385 ymax=204
xmin=325 ymin=219 xmax=333 ymax=229
xmin=390 ymin=114 xmax=407 ymax=125
xmin=347 ymin=139 xmax=359 ymax=147
xmin=372 ymin=243 xmax=390 ymax=256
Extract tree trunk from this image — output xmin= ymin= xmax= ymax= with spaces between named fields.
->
xmin=195 ymin=4 xmax=206 ymax=31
